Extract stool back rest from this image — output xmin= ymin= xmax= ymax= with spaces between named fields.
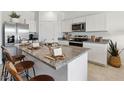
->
xmin=5 ymin=62 xmax=23 ymax=81
xmin=1 ymin=46 xmax=7 ymax=50
xmin=3 ymin=49 xmax=15 ymax=64
xmin=1 ymin=46 xmax=7 ymax=63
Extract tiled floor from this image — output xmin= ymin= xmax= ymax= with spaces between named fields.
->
xmin=88 ymin=63 xmax=124 ymax=81
xmin=0 ymin=63 xmax=124 ymax=81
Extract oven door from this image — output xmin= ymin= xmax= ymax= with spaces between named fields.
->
xmin=69 ymin=41 xmax=83 ymax=47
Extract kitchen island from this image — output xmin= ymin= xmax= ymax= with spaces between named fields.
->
xmin=15 ymin=45 xmax=89 ymax=81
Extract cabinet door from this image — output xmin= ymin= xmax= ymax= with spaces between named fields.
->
xmin=86 ymin=14 xmax=106 ymax=31
xmin=61 ymin=19 xmax=72 ymax=32
xmin=28 ymin=20 xmax=36 ymax=32
xmin=39 ymin=21 xmax=59 ymax=42
xmin=83 ymin=42 xmax=107 ymax=65
xmin=72 ymin=17 xmax=85 ymax=23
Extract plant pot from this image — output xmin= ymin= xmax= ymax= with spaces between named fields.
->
xmin=108 ymin=56 xmax=121 ymax=68
xmin=11 ymin=18 xmax=20 ymax=23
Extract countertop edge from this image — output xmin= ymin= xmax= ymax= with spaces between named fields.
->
xmin=16 ymin=45 xmax=89 ymax=70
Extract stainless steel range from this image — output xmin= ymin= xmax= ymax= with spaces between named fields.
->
xmin=69 ymin=35 xmax=88 ymax=47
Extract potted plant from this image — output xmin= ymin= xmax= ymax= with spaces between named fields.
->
xmin=108 ymin=40 xmax=124 ymax=68
xmin=9 ymin=11 xmax=20 ymax=22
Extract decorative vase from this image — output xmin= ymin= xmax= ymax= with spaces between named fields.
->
xmin=91 ymin=35 xmax=96 ymax=42
xmin=11 ymin=18 xmax=19 ymax=23
xmin=108 ymin=56 xmax=121 ymax=68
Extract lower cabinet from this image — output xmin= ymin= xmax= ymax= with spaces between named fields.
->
xmin=83 ymin=42 xmax=108 ymax=66
xmin=58 ymin=40 xmax=69 ymax=46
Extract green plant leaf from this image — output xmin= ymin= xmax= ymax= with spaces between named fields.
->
xmin=108 ymin=40 xmax=119 ymax=56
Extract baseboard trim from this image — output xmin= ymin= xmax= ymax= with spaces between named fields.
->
xmin=88 ymin=61 xmax=106 ymax=67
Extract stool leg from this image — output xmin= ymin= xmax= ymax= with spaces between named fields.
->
xmin=1 ymin=58 xmax=6 ymax=80
xmin=1 ymin=63 xmax=5 ymax=80
xmin=10 ymin=75 xmax=13 ymax=81
xmin=32 ymin=67 xmax=36 ymax=77
xmin=25 ymin=70 xmax=29 ymax=80
xmin=4 ymin=69 xmax=8 ymax=81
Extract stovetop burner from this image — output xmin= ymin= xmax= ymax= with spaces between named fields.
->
xmin=69 ymin=38 xmax=88 ymax=42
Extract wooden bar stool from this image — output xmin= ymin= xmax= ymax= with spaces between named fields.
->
xmin=5 ymin=62 xmax=54 ymax=81
xmin=1 ymin=46 xmax=25 ymax=62
xmin=1 ymin=46 xmax=25 ymax=80
xmin=2 ymin=49 xmax=36 ymax=81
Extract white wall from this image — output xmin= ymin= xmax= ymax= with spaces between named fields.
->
xmin=2 ymin=11 xmax=35 ymax=22
xmin=106 ymin=12 xmax=124 ymax=63
xmin=2 ymin=11 xmax=36 ymax=32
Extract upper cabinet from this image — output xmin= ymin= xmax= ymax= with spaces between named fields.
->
xmin=26 ymin=20 xmax=36 ymax=32
xmin=61 ymin=13 xmax=107 ymax=32
xmin=39 ymin=12 xmax=63 ymax=41
xmin=86 ymin=13 xmax=106 ymax=31
xmin=61 ymin=19 xmax=72 ymax=32
xmin=39 ymin=11 xmax=60 ymax=21
xmin=72 ymin=17 xmax=85 ymax=23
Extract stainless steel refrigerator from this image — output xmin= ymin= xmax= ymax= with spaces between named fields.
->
xmin=3 ymin=22 xmax=29 ymax=46
xmin=2 ymin=22 xmax=29 ymax=55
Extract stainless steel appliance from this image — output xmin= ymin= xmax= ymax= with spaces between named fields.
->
xmin=29 ymin=32 xmax=38 ymax=41
xmin=69 ymin=35 xmax=88 ymax=47
xmin=2 ymin=22 xmax=29 ymax=55
xmin=2 ymin=22 xmax=29 ymax=46
xmin=69 ymin=41 xmax=83 ymax=47
xmin=72 ymin=23 xmax=86 ymax=32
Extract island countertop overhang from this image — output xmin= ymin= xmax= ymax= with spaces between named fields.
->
xmin=15 ymin=45 xmax=89 ymax=69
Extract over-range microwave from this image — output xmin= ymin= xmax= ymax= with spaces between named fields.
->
xmin=72 ymin=23 xmax=86 ymax=32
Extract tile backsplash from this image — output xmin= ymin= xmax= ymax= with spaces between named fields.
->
xmin=62 ymin=31 xmax=110 ymax=39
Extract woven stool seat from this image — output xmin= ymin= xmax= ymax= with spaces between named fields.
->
xmin=30 ymin=75 xmax=54 ymax=81
xmin=15 ymin=61 xmax=34 ymax=72
xmin=12 ymin=55 xmax=25 ymax=62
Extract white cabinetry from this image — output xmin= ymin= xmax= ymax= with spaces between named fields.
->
xmin=39 ymin=11 xmax=58 ymax=21
xmin=61 ymin=19 xmax=72 ymax=32
xmin=39 ymin=12 xmax=62 ymax=42
xmin=83 ymin=42 xmax=108 ymax=65
xmin=86 ymin=13 xmax=106 ymax=31
xmin=58 ymin=40 xmax=69 ymax=45
xmin=39 ymin=21 xmax=59 ymax=42
xmin=26 ymin=20 xmax=36 ymax=32
xmin=72 ymin=17 xmax=85 ymax=23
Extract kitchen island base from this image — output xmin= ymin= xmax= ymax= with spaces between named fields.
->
xmin=24 ymin=52 xmax=88 ymax=81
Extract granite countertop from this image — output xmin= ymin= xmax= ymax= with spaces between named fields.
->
xmin=15 ymin=45 xmax=89 ymax=69
xmin=58 ymin=38 xmax=110 ymax=44
xmin=83 ymin=39 xmax=110 ymax=44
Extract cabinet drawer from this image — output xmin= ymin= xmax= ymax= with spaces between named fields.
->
xmin=59 ymin=41 xmax=69 ymax=45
